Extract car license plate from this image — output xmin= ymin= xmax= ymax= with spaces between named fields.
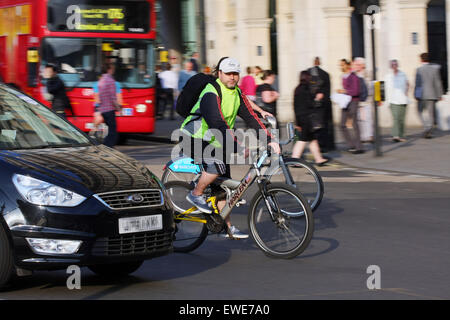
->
xmin=122 ymin=108 xmax=133 ymax=116
xmin=118 ymin=215 xmax=162 ymax=234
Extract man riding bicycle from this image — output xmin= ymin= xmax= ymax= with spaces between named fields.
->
xmin=180 ymin=57 xmax=280 ymax=239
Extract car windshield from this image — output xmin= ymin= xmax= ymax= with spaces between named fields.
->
xmin=0 ymin=86 xmax=91 ymax=150
xmin=42 ymin=38 xmax=155 ymax=88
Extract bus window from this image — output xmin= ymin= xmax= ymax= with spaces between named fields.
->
xmin=42 ymin=38 xmax=154 ymax=89
xmin=42 ymin=38 xmax=99 ymax=87
xmin=102 ymin=40 xmax=154 ymax=88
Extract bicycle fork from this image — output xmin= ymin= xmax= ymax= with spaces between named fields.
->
xmin=279 ymin=156 xmax=296 ymax=187
xmin=256 ymin=178 xmax=280 ymax=223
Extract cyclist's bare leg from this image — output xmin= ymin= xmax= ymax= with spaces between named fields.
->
xmin=193 ymin=171 xmax=219 ymax=196
xmin=217 ymin=199 xmax=232 ymax=228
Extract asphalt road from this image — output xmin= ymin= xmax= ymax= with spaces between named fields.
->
xmin=1 ymin=139 xmax=449 ymax=300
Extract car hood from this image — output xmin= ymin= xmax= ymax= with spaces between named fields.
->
xmin=0 ymin=145 xmax=161 ymax=195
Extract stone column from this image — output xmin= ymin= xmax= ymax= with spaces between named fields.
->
xmin=275 ymin=0 xmax=296 ymax=123
xmin=322 ymin=1 xmax=353 ymax=127
xmin=234 ymin=0 xmax=272 ymax=72
xmin=438 ymin=0 xmax=450 ymax=130
xmin=322 ymin=2 xmax=353 ymax=94
xmin=447 ymin=0 xmax=450 ymax=95
xmin=398 ymin=0 xmax=429 ymax=81
xmin=398 ymin=0 xmax=430 ymax=128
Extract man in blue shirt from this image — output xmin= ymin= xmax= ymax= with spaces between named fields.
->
xmin=178 ymin=61 xmax=197 ymax=91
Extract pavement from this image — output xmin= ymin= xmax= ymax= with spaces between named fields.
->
xmin=143 ymin=115 xmax=450 ymax=178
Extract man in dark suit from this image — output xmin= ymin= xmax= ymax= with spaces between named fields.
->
xmin=309 ymin=57 xmax=335 ymax=152
xmin=415 ymin=53 xmax=443 ymax=139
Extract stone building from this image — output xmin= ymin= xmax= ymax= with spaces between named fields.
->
xmin=201 ymin=0 xmax=450 ymax=130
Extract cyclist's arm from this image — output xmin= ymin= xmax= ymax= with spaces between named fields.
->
xmin=199 ymin=92 xmax=244 ymax=153
xmin=237 ymin=94 xmax=273 ymax=143
xmin=247 ymin=98 xmax=273 ymax=119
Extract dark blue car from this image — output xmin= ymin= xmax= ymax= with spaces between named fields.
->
xmin=0 ymin=84 xmax=174 ymax=288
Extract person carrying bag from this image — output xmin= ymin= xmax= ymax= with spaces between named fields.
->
xmin=291 ymin=70 xmax=330 ymax=166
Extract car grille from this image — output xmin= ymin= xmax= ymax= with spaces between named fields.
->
xmin=91 ymin=231 xmax=173 ymax=257
xmin=95 ymin=189 xmax=163 ymax=210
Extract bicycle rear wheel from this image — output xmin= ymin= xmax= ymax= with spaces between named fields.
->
xmin=164 ymin=181 xmax=208 ymax=253
xmin=266 ymin=157 xmax=324 ymax=211
xmin=248 ymin=183 xmax=314 ymax=259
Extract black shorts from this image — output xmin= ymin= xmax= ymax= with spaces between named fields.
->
xmin=180 ymin=135 xmax=231 ymax=178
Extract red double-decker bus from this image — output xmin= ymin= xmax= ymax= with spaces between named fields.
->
xmin=0 ymin=0 xmax=157 ymax=137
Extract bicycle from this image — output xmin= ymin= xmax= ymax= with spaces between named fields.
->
xmin=164 ymin=148 xmax=314 ymax=259
xmin=162 ymin=117 xmax=324 ymax=211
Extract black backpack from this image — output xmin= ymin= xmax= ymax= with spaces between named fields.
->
xmin=176 ymin=73 xmax=222 ymax=118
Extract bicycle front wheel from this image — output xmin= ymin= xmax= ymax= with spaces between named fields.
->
xmin=248 ymin=183 xmax=314 ymax=259
xmin=161 ymin=168 xmax=199 ymax=185
xmin=164 ymin=181 xmax=208 ymax=253
xmin=266 ymin=157 xmax=324 ymax=211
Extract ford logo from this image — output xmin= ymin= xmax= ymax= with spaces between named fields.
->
xmin=127 ymin=194 xmax=144 ymax=204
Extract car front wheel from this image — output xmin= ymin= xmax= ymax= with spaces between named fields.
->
xmin=0 ymin=223 xmax=15 ymax=289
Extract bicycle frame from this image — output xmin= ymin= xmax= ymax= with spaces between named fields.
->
xmin=174 ymin=150 xmax=275 ymax=223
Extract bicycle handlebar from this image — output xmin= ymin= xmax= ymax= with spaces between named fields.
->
xmin=262 ymin=116 xmax=295 ymax=146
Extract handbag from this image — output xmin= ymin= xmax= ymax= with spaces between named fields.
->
xmin=309 ymin=111 xmax=323 ymax=131
xmin=309 ymin=101 xmax=324 ymax=131
xmin=414 ymin=73 xmax=423 ymax=100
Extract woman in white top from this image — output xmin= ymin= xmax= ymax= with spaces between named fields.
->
xmin=385 ymin=60 xmax=409 ymax=142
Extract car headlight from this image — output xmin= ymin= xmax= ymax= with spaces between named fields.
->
xmin=26 ymin=238 xmax=82 ymax=255
xmin=13 ymin=174 xmax=86 ymax=207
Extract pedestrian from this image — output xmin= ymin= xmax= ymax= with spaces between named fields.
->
xmin=338 ymin=59 xmax=364 ymax=154
xmin=414 ymin=53 xmax=444 ymax=139
xmin=353 ymin=57 xmax=374 ymax=144
xmin=190 ymin=52 xmax=200 ymax=73
xmin=94 ymin=63 xmax=122 ymax=148
xmin=43 ymin=64 xmax=73 ymax=119
xmin=254 ymin=66 xmax=264 ymax=85
xmin=158 ymin=63 xmax=178 ymax=120
xmin=255 ymin=70 xmax=279 ymax=119
xmin=239 ymin=67 xmax=257 ymax=102
xmin=178 ymin=60 xmax=197 ymax=92
xmin=385 ymin=59 xmax=409 ymax=142
xmin=291 ymin=70 xmax=330 ymax=166
xmin=155 ymin=64 xmax=164 ymax=119
xmin=308 ymin=57 xmax=335 ymax=152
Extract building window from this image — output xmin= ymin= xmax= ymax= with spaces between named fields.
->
xmin=257 ymin=46 xmax=263 ymax=56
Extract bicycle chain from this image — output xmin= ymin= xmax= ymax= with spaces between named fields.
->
xmin=205 ymin=213 xmax=225 ymax=233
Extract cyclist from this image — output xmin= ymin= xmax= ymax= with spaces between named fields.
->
xmin=180 ymin=57 xmax=280 ymax=239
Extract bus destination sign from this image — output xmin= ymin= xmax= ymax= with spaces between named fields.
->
xmin=66 ymin=5 xmax=129 ymax=32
